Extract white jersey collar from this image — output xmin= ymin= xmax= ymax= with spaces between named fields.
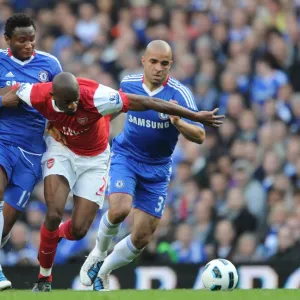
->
xmin=52 ymin=100 xmax=64 ymax=113
xmin=8 ymin=48 xmax=35 ymax=66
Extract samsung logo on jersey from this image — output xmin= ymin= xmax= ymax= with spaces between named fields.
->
xmin=128 ymin=115 xmax=170 ymax=129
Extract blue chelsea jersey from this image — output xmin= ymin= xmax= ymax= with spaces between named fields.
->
xmin=0 ymin=49 xmax=62 ymax=153
xmin=112 ymin=74 xmax=204 ymax=164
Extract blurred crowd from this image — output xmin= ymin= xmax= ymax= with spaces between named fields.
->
xmin=1 ymin=0 xmax=300 ymax=266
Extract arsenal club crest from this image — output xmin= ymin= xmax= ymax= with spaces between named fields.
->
xmin=77 ymin=117 xmax=88 ymax=125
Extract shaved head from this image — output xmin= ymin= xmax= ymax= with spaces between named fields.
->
xmin=145 ymin=40 xmax=172 ymax=58
xmin=53 ymin=72 xmax=79 ymax=98
xmin=52 ymin=72 xmax=80 ymax=115
xmin=142 ymin=40 xmax=173 ymax=90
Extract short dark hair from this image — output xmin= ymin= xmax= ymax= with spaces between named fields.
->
xmin=4 ymin=13 xmax=36 ymax=38
xmin=257 ymin=52 xmax=281 ymax=70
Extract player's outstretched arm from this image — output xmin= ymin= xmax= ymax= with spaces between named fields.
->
xmin=126 ymin=93 xmax=224 ymax=128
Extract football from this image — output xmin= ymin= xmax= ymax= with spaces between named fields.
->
xmin=201 ymin=259 xmax=238 ymax=291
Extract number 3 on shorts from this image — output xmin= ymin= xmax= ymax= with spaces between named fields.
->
xmin=155 ymin=196 xmax=165 ymax=213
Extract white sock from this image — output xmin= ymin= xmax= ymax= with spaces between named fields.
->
xmin=40 ymin=267 xmax=52 ymax=277
xmin=91 ymin=211 xmax=121 ymax=257
xmin=1 ymin=232 xmax=11 ymax=248
xmin=99 ymin=235 xmax=143 ymax=275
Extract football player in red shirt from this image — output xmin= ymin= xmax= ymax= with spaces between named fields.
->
xmin=2 ymin=72 xmax=223 ymax=291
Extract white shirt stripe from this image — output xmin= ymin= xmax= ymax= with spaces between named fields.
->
xmin=121 ymin=78 xmax=143 ymax=83
xmin=168 ymin=79 xmax=193 ymax=108
xmin=122 ymin=75 xmax=143 ymax=81
xmin=35 ymin=50 xmax=63 ymax=71
xmin=168 ymin=80 xmax=197 ymax=110
xmin=123 ymin=74 xmax=143 ymax=79
xmin=169 ymin=78 xmax=197 ymax=109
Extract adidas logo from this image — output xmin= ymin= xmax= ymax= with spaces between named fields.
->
xmin=5 ymin=71 xmax=14 ymax=77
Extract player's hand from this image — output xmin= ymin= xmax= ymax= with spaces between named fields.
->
xmin=197 ymin=108 xmax=225 ymax=128
xmin=169 ymin=100 xmax=181 ymax=125
xmin=1 ymin=85 xmax=21 ymax=108
xmin=46 ymin=122 xmax=67 ymax=146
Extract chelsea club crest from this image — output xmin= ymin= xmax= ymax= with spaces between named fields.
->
xmin=38 ymin=71 xmax=49 ymax=82
xmin=158 ymin=113 xmax=169 ymax=120
xmin=115 ymin=180 xmax=125 ymax=189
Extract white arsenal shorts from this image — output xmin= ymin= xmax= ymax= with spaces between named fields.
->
xmin=42 ymin=136 xmax=110 ymax=207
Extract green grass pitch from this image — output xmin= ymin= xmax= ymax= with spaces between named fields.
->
xmin=1 ymin=290 xmax=300 ymax=300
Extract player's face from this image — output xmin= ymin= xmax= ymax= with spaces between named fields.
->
xmin=5 ymin=26 xmax=36 ymax=61
xmin=142 ymin=51 xmax=172 ymax=87
xmin=53 ymin=94 xmax=80 ymax=116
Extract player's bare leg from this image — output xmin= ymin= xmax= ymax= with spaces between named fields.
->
xmin=32 ymin=175 xmax=70 ymax=292
xmin=2 ymin=203 xmax=21 ymax=241
xmin=59 ymin=195 xmax=99 ymax=241
xmin=2 ymin=203 xmax=22 ymax=249
xmin=94 ymin=208 xmax=159 ymax=291
xmin=0 ymin=166 xmax=11 ymax=290
xmin=80 ymin=193 xmax=132 ymax=287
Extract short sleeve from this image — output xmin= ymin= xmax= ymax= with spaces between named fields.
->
xmin=16 ymin=82 xmax=49 ymax=113
xmin=93 ymin=84 xmax=129 ymax=116
xmin=16 ymin=83 xmax=34 ymax=106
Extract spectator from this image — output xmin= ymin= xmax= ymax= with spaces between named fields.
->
xmin=210 ymin=172 xmax=228 ymax=210
xmin=268 ymin=225 xmax=300 ymax=262
xmin=191 ymin=201 xmax=214 ymax=245
xmin=75 ymin=3 xmax=100 ymax=45
xmin=220 ymin=187 xmax=257 ymax=237
xmin=231 ymin=159 xmax=266 ymax=221
xmin=4 ymin=222 xmax=37 ymax=266
xmin=233 ymin=232 xmax=264 ymax=262
xmin=251 ymin=52 xmax=288 ymax=108
xmin=211 ymin=219 xmax=236 ymax=260
xmin=238 ymin=110 xmax=258 ymax=142
xmin=264 ymin=203 xmax=289 ymax=257
xmin=171 ymin=223 xmax=207 ymax=263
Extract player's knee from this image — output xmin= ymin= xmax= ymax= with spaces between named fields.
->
xmin=109 ymin=194 xmax=132 ymax=223
xmin=71 ymin=225 xmax=88 ymax=240
xmin=131 ymin=230 xmax=152 ymax=249
xmin=45 ymin=210 xmax=63 ymax=230
xmin=109 ymin=204 xmax=131 ymax=224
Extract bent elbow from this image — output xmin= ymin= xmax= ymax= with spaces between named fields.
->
xmin=197 ymin=130 xmax=206 ymax=144
xmin=191 ymin=132 xmax=205 ymax=144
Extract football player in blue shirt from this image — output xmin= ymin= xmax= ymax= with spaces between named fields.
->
xmin=80 ymin=40 xmax=223 ymax=290
xmin=0 ymin=13 xmax=62 ymax=290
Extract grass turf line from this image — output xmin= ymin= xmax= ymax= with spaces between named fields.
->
xmin=1 ymin=289 xmax=300 ymax=300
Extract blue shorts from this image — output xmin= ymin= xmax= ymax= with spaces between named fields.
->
xmin=108 ymin=153 xmax=172 ymax=218
xmin=0 ymin=141 xmax=42 ymax=212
